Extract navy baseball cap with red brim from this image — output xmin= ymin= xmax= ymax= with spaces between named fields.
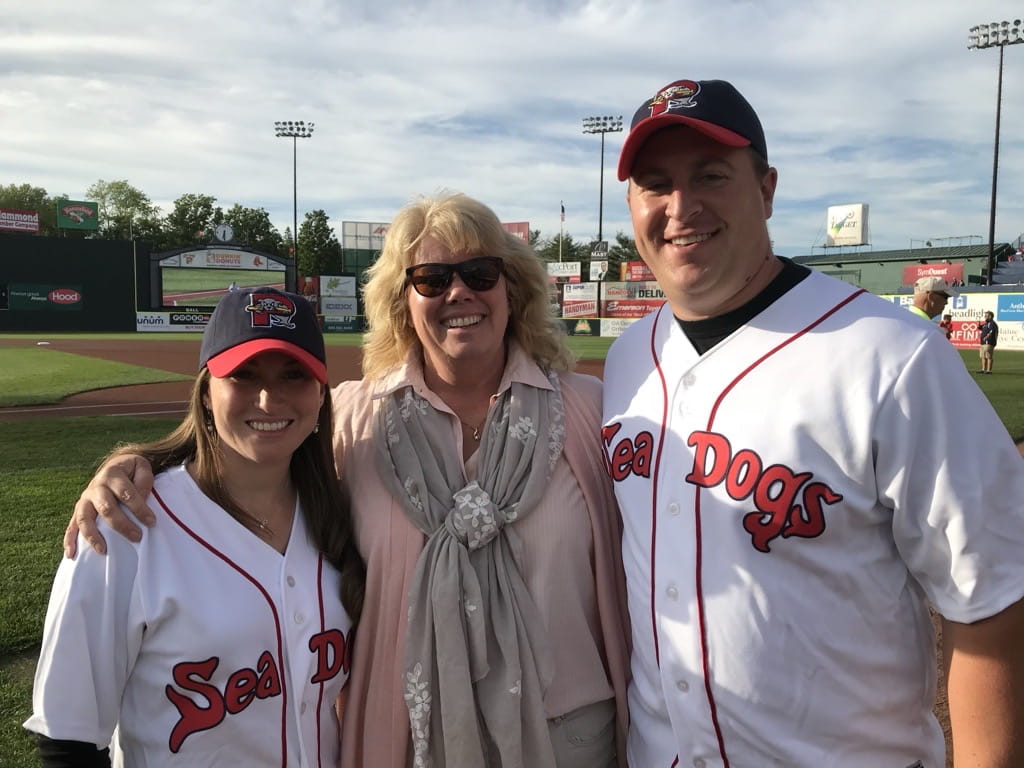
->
xmin=199 ymin=287 xmax=327 ymax=384
xmin=617 ymin=79 xmax=767 ymax=181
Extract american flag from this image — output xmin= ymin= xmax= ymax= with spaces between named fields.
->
xmin=560 ymin=202 xmax=565 ymax=222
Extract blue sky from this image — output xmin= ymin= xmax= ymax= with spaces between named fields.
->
xmin=2 ymin=0 xmax=1022 ymax=257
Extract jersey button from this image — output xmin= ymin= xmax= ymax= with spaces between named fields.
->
xmin=294 ymin=612 xmax=305 ymax=624
xmin=665 ymin=586 xmax=678 ymax=600
xmin=676 ymin=679 xmax=689 ymax=692
xmin=300 ymin=702 xmax=307 ymax=714
xmin=667 ymin=502 xmax=680 ymax=516
xmin=693 ymin=758 xmax=706 ymax=768
xmin=287 ymin=575 xmax=296 ymax=587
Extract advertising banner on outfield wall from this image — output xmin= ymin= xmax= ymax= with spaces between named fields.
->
xmin=323 ymin=316 xmax=362 ymax=332
xmin=0 ymin=208 xmax=40 ymax=233
xmin=600 ymin=281 xmax=665 ymax=318
xmin=55 ymin=199 xmax=99 ymax=231
xmin=882 ymin=291 xmax=1024 ymax=350
xmin=902 ymin=263 xmax=964 ymax=287
xmin=589 ymin=261 xmax=609 ymax=281
xmin=547 ymin=262 xmax=581 ymax=282
xmin=319 ymin=275 xmax=358 ymax=297
xmin=160 ymin=249 xmax=286 ymax=270
xmin=825 ymin=203 xmax=868 ymax=247
xmin=135 ymin=310 xmax=212 ymax=332
xmin=320 ymin=296 xmax=358 ymax=316
xmin=562 ymin=318 xmax=600 ymax=336
xmin=9 ymin=284 xmax=83 ymax=311
xmin=600 ymin=317 xmax=640 ymax=337
xmin=318 ymin=274 xmax=360 ymax=331
xmin=342 ymin=221 xmax=390 ymax=251
xmin=502 ymin=222 xmax=530 ymax=242
xmin=562 ymin=283 xmax=599 ymax=318
xmin=620 ymin=261 xmax=655 ymax=281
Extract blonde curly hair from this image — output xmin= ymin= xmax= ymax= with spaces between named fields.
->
xmin=361 ymin=191 xmax=574 ymax=379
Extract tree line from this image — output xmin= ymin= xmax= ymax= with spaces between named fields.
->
xmin=1 ymin=181 xmax=640 ymax=279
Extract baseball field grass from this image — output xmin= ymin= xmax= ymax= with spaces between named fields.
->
xmin=0 ymin=348 xmax=192 ymax=407
xmin=0 ymin=416 xmax=181 ymax=766
xmin=0 ymin=338 xmax=1020 ymax=766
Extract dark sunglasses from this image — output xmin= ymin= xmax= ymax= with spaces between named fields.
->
xmin=405 ymin=256 xmax=505 ymax=298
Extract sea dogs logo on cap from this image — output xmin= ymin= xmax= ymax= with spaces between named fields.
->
xmin=647 ymin=80 xmax=701 ymax=117
xmin=246 ymin=292 xmax=297 ymax=329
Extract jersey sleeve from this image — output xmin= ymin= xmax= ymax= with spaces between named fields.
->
xmin=24 ymin=515 xmax=144 ymax=747
xmin=874 ymin=331 xmax=1024 ymax=623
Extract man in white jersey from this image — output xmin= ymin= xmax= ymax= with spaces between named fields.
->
xmin=602 ymin=78 xmax=1024 ymax=768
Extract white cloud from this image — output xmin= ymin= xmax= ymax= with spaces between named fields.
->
xmin=1 ymin=0 xmax=1022 ymax=255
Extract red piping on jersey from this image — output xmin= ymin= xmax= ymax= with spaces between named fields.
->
xmin=315 ymin=554 xmax=326 ymax=768
xmin=648 ymin=304 xmax=673 ymax=667
xmin=706 ymin=289 xmax=867 ymax=425
xmin=683 ymin=287 xmax=866 ymax=767
xmin=154 ymin=487 xmax=290 ymax=768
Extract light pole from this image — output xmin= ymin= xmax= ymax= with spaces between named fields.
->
xmin=968 ymin=19 xmax=1022 ymax=285
xmin=273 ymin=120 xmax=315 ymax=262
xmin=581 ymin=115 xmax=623 ymax=244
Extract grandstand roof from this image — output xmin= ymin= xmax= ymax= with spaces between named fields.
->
xmin=791 ymin=242 xmax=1013 ymax=265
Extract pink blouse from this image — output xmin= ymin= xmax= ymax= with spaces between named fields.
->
xmin=332 ymin=346 xmax=630 ymax=768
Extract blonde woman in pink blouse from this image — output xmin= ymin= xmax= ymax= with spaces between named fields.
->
xmin=66 ymin=192 xmax=631 ymax=768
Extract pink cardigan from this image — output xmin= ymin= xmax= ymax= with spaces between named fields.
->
xmin=331 ymin=352 xmax=630 ymax=768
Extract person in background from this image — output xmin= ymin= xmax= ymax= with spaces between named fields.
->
xmin=938 ymin=312 xmax=954 ymax=340
xmin=65 ymin=193 xmax=631 ymax=768
xmin=979 ymin=309 xmax=998 ymax=374
xmin=27 ymin=287 xmax=364 ymax=766
xmin=909 ymin=275 xmax=955 ymax=322
xmin=605 ymin=76 xmax=1024 ymax=768
xmin=228 ymin=280 xmax=239 ymax=292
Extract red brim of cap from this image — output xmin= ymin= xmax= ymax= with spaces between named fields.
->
xmin=205 ymin=339 xmax=328 ymax=384
xmin=616 ymin=114 xmax=752 ymax=181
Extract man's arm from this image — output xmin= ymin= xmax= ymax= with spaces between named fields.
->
xmin=942 ymin=596 xmax=1024 ymax=767
xmin=63 ymin=455 xmax=156 ymax=558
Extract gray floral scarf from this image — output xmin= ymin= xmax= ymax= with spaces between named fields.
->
xmin=375 ymin=371 xmax=566 ymax=768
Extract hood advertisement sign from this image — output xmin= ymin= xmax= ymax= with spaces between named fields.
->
xmin=0 ymin=208 xmax=40 ymax=233
xmin=56 ymin=199 xmax=99 ymax=231
xmin=9 ymin=283 xmax=83 ymax=311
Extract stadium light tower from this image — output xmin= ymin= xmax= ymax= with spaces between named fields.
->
xmin=273 ymin=120 xmax=315 ymax=262
xmin=582 ymin=115 xmax=623 ymax=244
xmin=968 ymin=19 xmax=1023 ymax=285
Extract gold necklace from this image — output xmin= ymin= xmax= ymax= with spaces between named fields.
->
xmin=459 ymin=417 xmax=483 ymax=441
